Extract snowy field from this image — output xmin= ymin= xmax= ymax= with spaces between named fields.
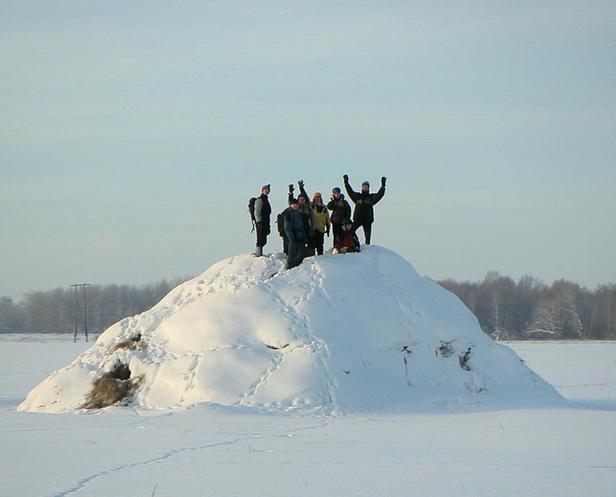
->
xmin=1 ymin=335 xmax=615 ymax=497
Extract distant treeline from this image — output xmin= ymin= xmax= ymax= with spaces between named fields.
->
xmin=0 ymin=278 xmax=189 ymax=335
xmin=0 ymin=273 xmax=614 ymax=339
xmin=438 ymin=272 xmax=616 ymax=340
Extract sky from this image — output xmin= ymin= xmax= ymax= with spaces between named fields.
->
xmin=1 ymin=0 xmax=615 ymax=296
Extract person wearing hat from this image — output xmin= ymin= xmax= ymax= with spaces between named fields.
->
xmin=253 ymin=184 xmax=271 ymax=257
xmin=283 ymin=197 xmax=308 ymax=269
xmin=337 ymin=218 xmax=361 ymax=254
xmin=311 ymin=191 xmax=330 ymax=255
xmin=289 ymin=180 xmax=316 ymax=256
xmin=327 ymin=186 xmax=352 ymax=249
xmin=343 ymin=174 xmax=386 ymax=245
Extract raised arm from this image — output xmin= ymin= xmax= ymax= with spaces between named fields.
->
xmin=298 ymin=180 xmax=311 ymax=205
xmin=343 ymin=174 xmax=360 ymax=202
xmin=287 ymin=184 xmax=295 ymax=206
xmin=372 ymin=176 xmax=387 ymax=204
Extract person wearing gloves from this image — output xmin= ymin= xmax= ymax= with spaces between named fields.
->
xmin=289 ymin=180 xmax=317 ymax=256
xmin=283 ymin=197 xmax=308 ymax=269
xmin=343 ymin=175 xmax=386 ymax=245
xmin=326 ymin=187 xmax=352 ymax=249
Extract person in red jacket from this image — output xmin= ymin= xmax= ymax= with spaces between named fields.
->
xmin=327 ymin=187 xmax=352 ymax=249
xmin=335 ymin=219 xmax=361 ymax=254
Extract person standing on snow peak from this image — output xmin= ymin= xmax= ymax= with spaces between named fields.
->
xmin=289 ymin=180 xmax=316 ymax=256
xmin=276 ymin=210 xmax=289 ymax=255
xmin=337 ymin=218 xmax=361 ymax=254
xmin=254 ymin=184 xmax=272 ymax=257
xmin=311 ymin=192 xmax=330 ymax=256
xmin=283 ymin=197 xmax=308 ymax=270
xmin=327 ymin=186 xmax=352 ymax=249
xmin=343 ymin=175 xmax=386 ymax=245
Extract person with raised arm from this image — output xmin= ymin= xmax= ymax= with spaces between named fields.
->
xmin=283 ymin=197 xmax=308 ymax=269
xmin=343 ymin=175 xmax=386 ymax=245
xmin=327 ymin=186 xmax=352 ymax=250
xmin=289 ymin=180 xmax=316 ymax=256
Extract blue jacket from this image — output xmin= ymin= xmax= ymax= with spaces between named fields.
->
xmin=283 ymin=208 xmax=307 ymax=242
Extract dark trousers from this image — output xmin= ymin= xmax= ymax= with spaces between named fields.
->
xmin=332 ymin=224 xmax=343 ymax=248
xmin=312 ymin=230 xmax=325 ymax=255
xmin=256 ymin=224 xmax=269 ymax=247
xmin=282 ymin=236 xmax=289 ymax=255
xmin=353 ymin=221 xmax=372 ymax=245
xmin=305 ymin=234 xmax=315 ymax=257
xmin=287 ymin=239 xmax=306 ymax=269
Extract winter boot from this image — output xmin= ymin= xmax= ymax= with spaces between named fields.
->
xmin=254 ymin=246 xmax=263 ymax=257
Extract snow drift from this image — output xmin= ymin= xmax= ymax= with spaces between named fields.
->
xmin=19 ymin=246 xmax=563 ymax=413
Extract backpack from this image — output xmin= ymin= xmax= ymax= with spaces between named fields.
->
xmin=276 ymin=212 xmax=286 ymax=238
xmin=248 ymin=197 xmax=257 ymax=231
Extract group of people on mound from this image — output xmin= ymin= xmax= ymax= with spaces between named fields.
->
xmin=252 ymin=175 xmax=387 ymax=269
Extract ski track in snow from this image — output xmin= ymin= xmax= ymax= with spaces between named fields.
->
xmin=294 ymin=260 xmax=338 ymax=407
xmin=130 ymin=254 xmax=321 ymax=412
xmin=5 ymin=336 xmax=616 ymax=497
xmin=244 ymin=259 xmax=338 ymax=410
xmin=238 ymin=350 xmax=286 ymax=404
xmin=49 ymin=417 xmax=329 ymax=497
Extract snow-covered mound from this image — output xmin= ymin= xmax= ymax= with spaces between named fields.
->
xmin=19 ymin=247 xmax=563 ymax=413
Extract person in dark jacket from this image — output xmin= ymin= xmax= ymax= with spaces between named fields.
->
xmin=343 ymin=175 xmax=386 ymax=245
xmin=337 ymin=219 xmax=361 ymax=254
xmin=276 ymin=211 xmax=289 ymax=255
xmin=283 ymin=197 xmax=308 ymax=269
xmin=254 ymin=184 xmax=272 ymax=256
xmin=327 ymin=187 xmax=352 ymax=249
xmin=288 ymin=181 xmax=316 ymax=255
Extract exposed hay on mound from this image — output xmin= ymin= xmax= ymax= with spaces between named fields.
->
xmin=437 ymin=341 xmax=455 ymax=358
xmin=82 ymin=362 xmax=143 ymax=409
xmin=459 ymin=347 xmax=472 ymax=371
xmin=110 ymin=333 xmax=142 ymax=353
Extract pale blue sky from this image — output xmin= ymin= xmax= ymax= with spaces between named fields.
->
xmin=1 ymin=0 xmax=615 ymax=295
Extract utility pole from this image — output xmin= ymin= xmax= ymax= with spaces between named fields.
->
xmin=72 ymin=285 xmax=79 ymax=343
xmin=71 ymin=283 xmax=91 ymax=342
